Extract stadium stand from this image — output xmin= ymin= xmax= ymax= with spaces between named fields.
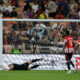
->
xmin=0 ymin=0 xmax=80 ymax=54
xmin=3 ymin=21 xmax=80 ymax=54
xmin=0 ymin=0 xmax=80 ymax=19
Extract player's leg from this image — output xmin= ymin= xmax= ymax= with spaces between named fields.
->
xmin=70 ymin=61 xmax=75 ymax=67
xmin=66 ymin=54 xmax=71 ymax=73
xmin=69 ymin=53 xmax=75 ymax=68
xmin=66 ymin=54 xmax=70 ymax=70
xmin=31 ymin=58 xmax=43 ymax=63
xmin=31 ymin=65 xmax=40 ymax=69
xmin=27 ymin=58 xmax=43 ymax=64
xmin=26 ymin=58 xmax=43 ymax=70
xmin=27 ymin=65 xmax=40 ymax=70
xmin=69 ymin=53 xmax=77 ymax=73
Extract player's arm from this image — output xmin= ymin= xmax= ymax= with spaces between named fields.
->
xmin=62 ymin=40 xmax=67 ymax=53
xmin=74 ymin=41 xmax=78 ymax=51
xmin=4 ymin=67 xmax=10 ymax=71
xmin=0 ymin=65 xmax=10 ymax=71
xmin=74 ymin=40 xmax=80 ymax=54
xmin=4 ymin=68 xmax=10 ymax=71
xmin=77 ymin=46 xmax=80 ymax=53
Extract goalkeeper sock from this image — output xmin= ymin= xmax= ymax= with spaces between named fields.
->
xmin=31 ymin=59 xmax=42 ymax=63
xmin=70 ymin=61 xmax=75 ymax=68
xmin=67 ymin=62 xmax=70 ymax=70
xmin=31 ymin=65 xmax=39 ymax=69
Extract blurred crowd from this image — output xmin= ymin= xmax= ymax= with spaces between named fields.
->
xmin=0 ymin=0 xmax=80 ymax=19
xmin=1 ymin=0 xmax=80 ymax=54
xmin=3 ymin=21 xmax=80 ymax=54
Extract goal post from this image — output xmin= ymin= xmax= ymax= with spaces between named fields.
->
xmin=0 ymin=19 xmax=80 ymax=70
xmin=0 ymin=20 xmax=3 ymax=70
xmin=2 ymin=19 xmax=80 ymax=22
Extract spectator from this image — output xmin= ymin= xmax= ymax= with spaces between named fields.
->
xmin=0 ymin=0 xmax=3 ymax=4
xmin=73 ymin=30 xmax=78 ymax=40
xmin=31 ymin=1 xmax=39 ymax=13
xmin=48 ymin=29 xmax=54 ymax=42
xmin=77 ymin=3 xmax=80 ymax=18
xmin=67 ymin=9 xmax=79 ymax=19
xmin=5 ymin=3 xmax=14 ymax=12
xmin=12 ymin=22 xmax=18 ymax=30
xmin=64 ymin=0 xmax=70 ymax=17
xmin=34 ymin=14 xmax=39 ymax=19
xmin=55 ymin=11 xmax=64 ymax=19
xmin=35 ymin=23 xmax=47 ymax=40
xmin=12 ymin=45 xmax=21 ymax=54
xmin=29 ymin=9 xmax=35 ymax=19
xmin=45 ymin=7 xmax=49 ymax=16
xmin=27 ymin=0 xmax=32 ymax=2
xmin=11 ymin=8 xmax=17 ymax=17
xmin=38 ymin=1 xmax=45 ymax=11
xmin=36 ymin=7 xmax=43 ymax=16
xmin=54 ymin=29 xmax=62 ymax=43
xmin=69 ymin=0 xmax=75 ymax=11
xmin=48 ymin=0 xmax=58 ymax=18
xmin=21 ymin=11 xmax=29 ymax=19
xmin=2 ymin=0 xmax=8 ymax=3
xmin=26 ymin=26 xmax=33 ymax=40
xmin=18 ymin=21 xmax=26 ymax=30
xmin=24 ymin=2 xmax=32 ymax=11
xmin=39 ymin=11 xmax=48 ymax=19
xmin=12 ymin=0 xmax=19 ymax=7
xmin=3 ymin=9 xmax=10 ymax=17
xmin=27 ymin=8 xmax=31 ymax=17
xmin=0 ymin=2 xmax=6 ymax=12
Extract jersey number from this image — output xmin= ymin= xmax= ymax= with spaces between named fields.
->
xmin=69 ymin=40 xmax=73 ymax=46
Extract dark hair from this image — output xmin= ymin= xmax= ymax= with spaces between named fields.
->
xmin=13 ymin=7 xmax=15 ymax=10
xmin=8 ymin=64 xmax=12 ymax=67
xmin=66 ymin=30 xmax=70 ymax=36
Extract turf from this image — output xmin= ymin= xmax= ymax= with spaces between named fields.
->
xmin=0 ymin=70 xmax=80 ymax=80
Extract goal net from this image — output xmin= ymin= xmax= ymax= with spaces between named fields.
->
xmin=0 ymin=19 xmax=80 ymax=70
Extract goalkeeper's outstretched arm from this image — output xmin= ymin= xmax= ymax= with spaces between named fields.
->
xmin=0 ymin=65 xmax=9 ymax=71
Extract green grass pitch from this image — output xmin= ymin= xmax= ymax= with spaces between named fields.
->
xmin=0 ymin=70 xmax=80 ymax=80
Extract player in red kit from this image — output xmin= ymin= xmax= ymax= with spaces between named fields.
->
xmin=63 ymin=30 xmax=76 ymax=74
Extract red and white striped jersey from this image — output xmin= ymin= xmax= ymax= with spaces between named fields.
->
xmin=64 ymin=36 xmax=74 ymax=53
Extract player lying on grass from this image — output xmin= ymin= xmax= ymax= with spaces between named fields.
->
xmin=5 ymin=58 xmax=43 ymax=70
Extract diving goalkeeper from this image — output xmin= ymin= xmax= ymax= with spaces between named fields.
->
xmin=5 ymin=58 xmax=43 ymax=70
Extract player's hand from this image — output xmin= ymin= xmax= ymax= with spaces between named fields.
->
xmin=4 ymin=68 xmax=9 ymax=71
xmin=62 ymin=50 xmax=64 ymax=54
xmin=72 ymin=50 xmax=75 ymax=54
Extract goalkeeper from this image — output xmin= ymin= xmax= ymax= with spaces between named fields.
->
xmin=5 ymin=58 xmax=43 ymax=70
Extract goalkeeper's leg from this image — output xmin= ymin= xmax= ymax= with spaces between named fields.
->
xmin=31 ymin=58 xmax=43 ymax=63
xmin=27 ymin=58 xmax=43 ymax=65
xmin=27 ymin=64 xmax=40 ymax=70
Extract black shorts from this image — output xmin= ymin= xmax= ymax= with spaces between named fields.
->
xmin=23 ymin=62 xmax=29 ymax=70
xmin=65 ymin=53 xmax=73 ymax=60
xmin=13 ymin=62 xmax=29 ymax=70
